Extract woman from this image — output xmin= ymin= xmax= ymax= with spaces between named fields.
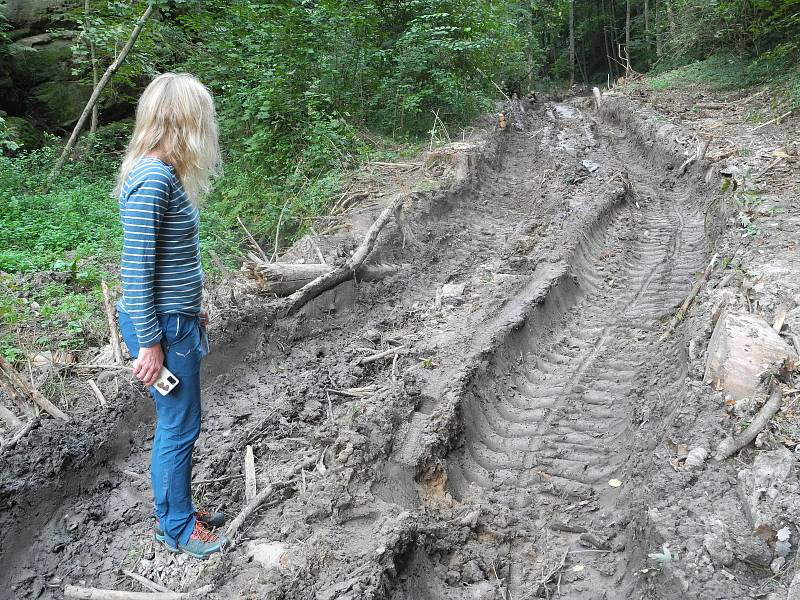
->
xmin=116 ymin=72 xmax=224 ymax=559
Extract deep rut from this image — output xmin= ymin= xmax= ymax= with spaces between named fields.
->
xmin=440 ymin=106 xmax=711 ymax=598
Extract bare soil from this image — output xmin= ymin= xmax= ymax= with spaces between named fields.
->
xmin=2 ymin=88 xmax=800 ymax=600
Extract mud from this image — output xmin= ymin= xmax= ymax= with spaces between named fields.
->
xmin=2 ymin=92 xmax=798 ymax=600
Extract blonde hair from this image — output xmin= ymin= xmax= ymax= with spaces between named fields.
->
xmin=116 ymin=72 xmax=221 ymax=204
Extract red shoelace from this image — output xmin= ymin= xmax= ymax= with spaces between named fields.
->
xmin=190 ymin=521 xmax=218 ymax=543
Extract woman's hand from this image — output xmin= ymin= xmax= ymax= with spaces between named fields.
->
xmin=199 ymin=309 xmax=210 ymax=328
xmin=133 ymin=343 xmax=164 ymax=386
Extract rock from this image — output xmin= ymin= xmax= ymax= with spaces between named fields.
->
xmin=788 ymin=567 xmax=800 ymax=600
xmin=2 ymin=1 xmax=68 ymax=27
xmin=11 ymin=32 xmax=77 ymax=87
xmin=771 ymin=556 xmax=785 ymax=574
xmin=703 ymin=526 xmax=735 ymax=567
xmin=704 ymin=311 xmax=797 ymax=401
xmin=29 ymin=80 xmax=92 ymax=128
xmin=776 ymin=540 xmax=791 ymax=557
xmin=437 ymin=283 xmax=466 ymax=307
xmin=2 ymin=115 xmax=45 ymax=149
xmin=245 ymin=541 xmax=288 ymax=571
xmin=461 ymin=559 xmax=484 ymax=584
xmin=737 ymin=447 xmax=797 ymax=531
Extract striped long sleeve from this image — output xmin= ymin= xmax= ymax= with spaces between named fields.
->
xmin=120 ymin=162 xmax=172 ymax=346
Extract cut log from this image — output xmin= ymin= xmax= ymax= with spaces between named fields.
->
xmin=0 ymin=356 xmax=69 ymax=421
xmin=704 ymin=311 xmax=798 ymax=401
xmin=285 ymin=195 xmax=406 ymax=314
xmin=249 ymin=262 xmax=399 ymax=296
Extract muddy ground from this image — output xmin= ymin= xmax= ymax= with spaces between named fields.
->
xmin=1 ymin=87 xmax=799 ymax=599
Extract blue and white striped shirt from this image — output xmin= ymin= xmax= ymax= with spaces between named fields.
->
xmin=117 ymin=157 xmax=203 ymax=347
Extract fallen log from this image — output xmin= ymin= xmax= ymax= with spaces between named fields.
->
xmin=63 ymin=584 xmax=212 ymax=600
xmin=248 ymin=262 xmax=399 ymax=296
xmin=715 ymin=384 xmax=782 ymax=460
xmin=285 ymin=195 xmax=406 ymax=314
xmin=0 ymin=356 xmax=69 ymax=421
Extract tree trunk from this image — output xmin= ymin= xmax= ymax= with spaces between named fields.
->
xmin=569 ymin=0 xmax=575 ymax=86
xmin=83 ymin=0 xmax=98 ymax=134
xmin=625 ymin=0 xmax=631 ymax=75
xmin=45 ymin=2 xmax=155 ymax=191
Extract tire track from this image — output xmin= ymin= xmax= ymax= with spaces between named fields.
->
xmin=442 ymin=103 xmax=710 ymax=598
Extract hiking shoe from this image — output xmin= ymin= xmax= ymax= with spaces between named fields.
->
xmin=177 ymin=521 xmax=226 ymax=559
xmin=154 ymin=509 xmax=226 ymax=542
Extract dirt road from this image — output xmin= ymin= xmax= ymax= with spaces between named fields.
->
xmin=2 ymin=94 xmax=790 ymax=599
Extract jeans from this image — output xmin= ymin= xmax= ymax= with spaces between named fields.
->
xmin=118 ymin=311 xmax=207 ymax=546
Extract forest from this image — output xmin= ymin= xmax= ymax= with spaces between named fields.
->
xmin=0 ymin=0 xmax=798 ymax=355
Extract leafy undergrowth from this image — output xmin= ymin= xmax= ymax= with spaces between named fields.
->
xmin=0 ymin=132 xmax=426 ymax=362
xmin=646 ymin=52 xmax=800 ymax=109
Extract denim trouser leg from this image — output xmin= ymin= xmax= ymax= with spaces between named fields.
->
xmin=118 ymin=311 xmax=204 ymax=546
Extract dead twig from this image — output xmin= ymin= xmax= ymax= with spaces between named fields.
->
xmin=753 ymin=110 xmax=793 ymax=132
xmin=271 ymin=198 xmax=292 ymax=262
xmin=88 ymin=379 xmax=107 ymax=407
xmin=237 ymin=216 xmax=269 ymax=263
xmin=664 ymin=253 xmax=719 ymax=336
xmin=64 ymin=584 xmax=212 ymax=599
xmin=716 ymin=384 xmax=782 ymax=460
xmin=244 ymin=445 xmax=257 ymax=502
xmin=101 ymin=280 xmax=124 ymax=365
xmin=355 ymin=345 xmax=410 ymax=366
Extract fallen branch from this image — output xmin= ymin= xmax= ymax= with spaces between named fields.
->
xmin=121 ymin=571 xmax=172 ymax=594
xmin=64 ymin=584 xmax=212 ymax=600
xmin=101 ymin=280 xmax=124 ymax=365
xmin=88 ymin=379 xmax=107 ymax=407
xmin=715 ymin=384 xmax=782 ymax=460
xmin=193 ymin=473 xmax=245 ymax=485
xmin=664 ymin=253 xmax=719 ymax=335
xmin=753 ymin=110 xmax=793 ymax=132
xmin=355 ymin=345 xmax=410 ymax=366
xmin=247 ymin=262 xmax=399 ymax=296
xmin=285 ymin=195 xmax=406 ymax=315
xmin=45 ymin=3 xmax=155 ymax=191
xmin=224 ymin=480 xmax=292 ymax=544
xmin=0 ymin=356 xmax=69 ymax=421
xmin=679 ymin=136 xmax=712 ymax=174
xmin=225 ymin=456 xmax=316 ymax=544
